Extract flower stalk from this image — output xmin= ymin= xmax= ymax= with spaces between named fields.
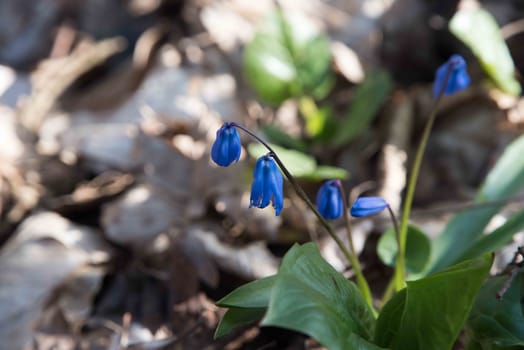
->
xmin=393 ymin=56 xmax=468 ymax=291
xmin=233 ymin=123 xmax=375 ymax=311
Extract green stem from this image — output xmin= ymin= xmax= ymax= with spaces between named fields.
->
xmin=336 ymin=181 xmax=375 ymax=312
xmin=234 ymin=123 xmax=375 ymax=312
xmin=393 ymin=66 xmax=452 ymax=291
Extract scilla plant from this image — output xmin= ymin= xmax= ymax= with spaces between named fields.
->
xmin=210 ymin=55 xmax=524 ymax=349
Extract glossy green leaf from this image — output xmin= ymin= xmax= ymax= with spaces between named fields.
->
xmin=466 ymin=274 xmax=524 ymax=348
xmin=216 ymin=275 xmax=276 ymax=308
xmin=374 ymin=288 xmax=406 ymax=346
xmin=462 ymin=209 xmax=524 ymax=260
xmin=450 ymin=7 xmax=521 ymax=95
xmin=215 ymin=275 xmax=276 ymax=338
xmin=244 ymin=11 xmax=333 ymax=105
xmin=428 ymin=134 xmax=524 ymax=274
xmin=214 ymin=307 xmax=266 ymax=338
xmin=376 ymin=255 xmax=492 ymax=350
xmin=347 ymin=333 xmax=390 ymax=350
xmin=377 ymin=225 xmax=431 ymax=275
xmin=332 ymin=70 xmax=392 ymax=146
xmin=247 ymin=143 xmax=348 ymax=180
xmin=261 ymin=243 xmax=376 ymax=350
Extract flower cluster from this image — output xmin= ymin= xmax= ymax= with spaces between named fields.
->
xmin=210 ymin=55 xmax=469 ymax=221
xmin=211 ymin=123 xmax=284 ymax=216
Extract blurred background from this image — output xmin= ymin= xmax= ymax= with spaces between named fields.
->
xmin=0 ymin=0 xmax=523 ymax=349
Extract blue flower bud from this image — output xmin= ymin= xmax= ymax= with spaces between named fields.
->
xmin=250 ymin=154 xmax=284 ymax=216
xmin=433 ymin=54 xmax=471 ymax=98
xmin=350 ymin=196 xmax=388 ymax=217
xmin=211 ymin=122 xmax=242 ymax=167
xmin=316 ymin=180 xmax=343 ymax=220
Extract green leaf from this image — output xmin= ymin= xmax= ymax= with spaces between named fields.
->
xmin=377 ymin=225 xmax=431 ymax=275
xmin=248 ymin=142 xmax=316 ymax=177
xmin=260 ymin=125 xmax=308 ymax=152
xmin=332 ymin=70 xmax=392 ymax=146
xmin=462 ymin=209 xmax=524 ymax=261
xmin=243 ymin=11 xmax=333 ymax=105
xmin=376 ymin=255 xmax=493 ymax=350
xmin=347 ymin=333 xmax=391 ymax=350
xmin=261 ymin=243 xmax=376 ymax=350
xmin=466 ymin=274 xmax=524 ymax=348
xmin=302 ymin=165 xmax=349 ymax=181
xmin=299 ymin=96 xmax=330 ymax=138
xmin=214 ymin=307 xmax=266 ymax=338
xmin=216 ymin=275 xmax=276 ymax=308
xmin=428 ymin=134 xmax=524 ymax=274
xmin=247 ymin=142 xmax=348 ymax=180
xmin=374 ymin=289 xmax=407 ymax=347
xmin=450 ymin=7 xmax=521 ymax=95
xmin=215 ymin=275 xmax=276 ymax=338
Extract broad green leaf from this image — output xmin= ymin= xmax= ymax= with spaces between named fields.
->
xmin=214 ymin=307 xmax=266 ymax=338
xmin=376 ymin=255 xmax=492 ymax=350
xmin=332 ymin=70 xmax=392 ymax=146
xmin=248 ymin=143 xmax=316 ymax=177
xmin=347 ymin=333 xmax=390 ymax=350
xmin=247 ymin=142 xmax=348 ymax=180
xmin=374 ymin=289 xmax=406 ymax=346
xmin=428 ymin=134 xmax=524 ymax=274
xmin=261 ymin=243 xmax=376 ymax=350
xmin=244 ymin=11 xmax=333 ymax=105
xmin=377 ymin=225 xmax=431 ymax=275
xmin=302 ymin=165 xmax=349 ymax=181
xmin=216 ymin=275 xmax=276 ymax=308
xmin=462 ymin=209 xmax=524 ymax=260
xmin=215 ymin=275 xmax=276 ymax=338
xmin=466 ymin=274 xmax=524 ymax=348
xmin=450 ymin=7 xmax=521 ymax=95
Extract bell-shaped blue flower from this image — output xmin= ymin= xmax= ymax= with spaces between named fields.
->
xmin=250 ymin=154 xmax=284 ymax=216
xmin=433 ymin=54 xmax=471 ymax=98
xmin=350 ymin=196 xmax=388 ymax=217
xmin=211 ymin=122 xmax=241 ymax=167
xmin=316 ymin=180 xmax=343 ymax=220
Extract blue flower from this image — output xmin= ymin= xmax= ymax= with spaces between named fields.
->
xmin=350 ymin=196 xmax=388 ymax=217
xmin=433 ymin=54 xmax=471 ymax=98
xmin=250 ymin=154 xmax=284 ymax=216
xmin=211 ymin=122 xmax=241 ymax=167
xmin=316 ymin=180 xmax=343 ymax=220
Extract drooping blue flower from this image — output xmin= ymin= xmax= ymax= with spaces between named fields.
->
xmin=211 ymin=122 xmax=241 ymax=167
xmin=250 ymin=154 xmax=284 ymax=216
xmin=433 ymin=54 xmax=471 ymax=98
xmin=316 ymin=180 xmax=343 ymax=220
xmin=350 ymin=196 xmax=388 ymax=217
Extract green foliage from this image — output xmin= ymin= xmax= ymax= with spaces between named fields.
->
xmin=465 ymin=274 xmax=524 ymax=349
xmin=461 ymin=210 xmax=524 ymax=261
xmin=261 ymin=243 xmax=376 ymax=350
xmin=332 ymin=70 xmax=392 ymax=146
xmin=376 ymin=254 xmax=493 ymax=350
xmin=248 ymin=143 xmax=348 ymax=180
xmin=214 ymin=307 xmax=266 ymax=338
xmin=428 ymin=134 xmax=524 ymax=274
xmin=215 ymin=243 xmax=378 ymax=349
xmin=450 ymin=7 xmax=521 ymax=95
xmin=243 ymin=10 xmax=333 ymax=105
xmin=377 ymin=225 xmax=431 ymax=275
